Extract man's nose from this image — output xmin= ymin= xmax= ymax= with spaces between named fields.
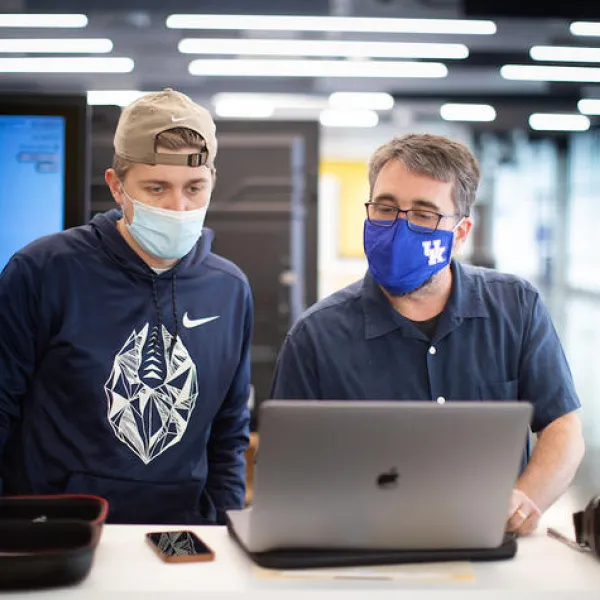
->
xmin=162 ymin=192 xmax=187 ymax=211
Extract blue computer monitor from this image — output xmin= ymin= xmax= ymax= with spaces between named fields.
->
xmin=0 ymin=94 xmax=89 ymax=272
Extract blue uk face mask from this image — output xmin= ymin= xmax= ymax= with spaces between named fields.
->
xmin=121 ymin=187 xmax=208 ymax=260
xmin=363 ymin=217 xmax=458 ymax=295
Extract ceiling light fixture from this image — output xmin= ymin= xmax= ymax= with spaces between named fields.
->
xmin=570 ymin=22 xmax=600 ymax=37
xmin=530 ymin=45 xmax=600 ymax=63
xmin=178 ymin=38 xmax=469 ymax=60
xmin=578 ymin=98 xmax=600 ymax=114
xmin=0 ymin=14 xmax=88 ymax=28
xmin=167 ymin=14 xmax=496 ymax=35
xmin=87 ymin=90 xmax=151 ymax=106
xmin=328 ymin=92 xmax=394 ymax=110
xmin=500 ymin=64 xmax=600 ymax=82
xmin=214 ymin=98 xmax=275 ymax=118
xmin=528 ymin=113 xmax=590 ymax=131
xmin=319 ymin=109 xmax=379 ymax=128
xmin=0 ymin=57 xmax=134 ymax=73
xmin=0 ymin=39 xmax=113 ymax=53
xmin=440 ymin=103 xmax=496 ymax=122
xmin=211 ymin=93 xmax=326 ymax=110
xmin=189 ymin=58 xmax=448 ymax=78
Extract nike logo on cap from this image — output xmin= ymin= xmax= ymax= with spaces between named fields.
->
xmin=171 ymin=115 xmax=189 ymax=122
xmin=182 ymin=313 xmax=220 ymax=329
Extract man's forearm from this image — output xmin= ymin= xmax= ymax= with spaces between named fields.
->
xmin=205 ymin=412 xmax=250 ymax=521
xmin=206 ymin=456 xmax=247 ymax=523
xmin=516 ymin=411 xmax=585 ymax=512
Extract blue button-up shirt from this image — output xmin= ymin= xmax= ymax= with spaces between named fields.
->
xmin=270 ymin=261 xmax=580 ymax=443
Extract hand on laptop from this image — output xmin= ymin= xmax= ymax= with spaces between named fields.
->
xmin=506 ymin=488 xmax=542 ymax=536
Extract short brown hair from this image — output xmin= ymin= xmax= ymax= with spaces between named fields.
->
xmin=112 ymin=127 xmax=213 ymax=180
xmin=368 ymin=134 xmax=480 ymax=217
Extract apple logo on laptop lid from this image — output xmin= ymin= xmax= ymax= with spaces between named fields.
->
xmin=377 ymin=467 xmax=400 ymax=490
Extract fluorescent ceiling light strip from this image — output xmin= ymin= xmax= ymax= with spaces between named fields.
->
xmin=211 ymin=92 xmax=326 ymax=109
xmin=189 ymin=59 xmax=448 ymax=78
xmin=530 ymin=45 xmax=600 ymax=63
xmin=440 ymin=103 xmax=496 ymax=122
xmin=329 ymin=92 xmax=394 ymax=110
xmin=179 ymin=38 xmax=468 ymax=59
xmin=0 ymin=14 xmax=88 ymax=28
xmin=214 ymin=98 xmax=275 ymax=118
xmin=0 ymin=39 xmax=113 ymax=53
xmin=529 ymin=113 xmax=590 ymax=131
xmin=0 ymin=57 xmax=134 ymax=73
xmin=167 ymin=14 xmax=496 ymax=35
xmin=87 ymin=90 xmax=152 ymax=106
xmin=500 ymin=64 xmax=600 ymax=82
xmin=578 ymin=98 xmax=600 ymax=114
xmin=319 ymin=109 xmax=379 ymax=128
xmin=570 ymin=22 xmax=600 ymax=37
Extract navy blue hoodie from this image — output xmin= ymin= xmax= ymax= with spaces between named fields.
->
xmin=0 ymin=210 xmax=252 ymax=524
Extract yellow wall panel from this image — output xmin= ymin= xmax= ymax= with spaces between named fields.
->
xmin=320 ymin=160 xmax=369 ymax=259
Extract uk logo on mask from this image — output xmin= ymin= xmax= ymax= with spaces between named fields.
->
xmin=422 ymin=240 xmax=447 ymax=266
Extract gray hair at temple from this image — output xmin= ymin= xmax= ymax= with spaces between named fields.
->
xmin=368 ymin=133 xmax=481 ymax=218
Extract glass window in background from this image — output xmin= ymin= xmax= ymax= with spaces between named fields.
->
xmin=477 ymin=133 xmax=559 ymax=286
xmin=567 ymin=131 xmax=600 ymax=293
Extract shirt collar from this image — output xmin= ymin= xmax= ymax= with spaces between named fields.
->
xmin=361 ymin=272 xmax=413 ymax=340
xmin=445 ymin=260 xmax=490 ymax=320
xmin=361 ymin=261 xmax=489 ymax=341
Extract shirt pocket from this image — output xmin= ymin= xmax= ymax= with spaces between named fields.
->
xmin=477 ymin=379 xmax=519 ymax=401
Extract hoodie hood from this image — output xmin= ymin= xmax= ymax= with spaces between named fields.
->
xmin=89 ymin=208 xmax=215 ymax=356
xmin=89 ymin=209 xmax=214 ymax=280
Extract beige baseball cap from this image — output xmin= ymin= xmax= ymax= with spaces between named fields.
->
xmin=113 ymin=88 xmax=217 ymax=167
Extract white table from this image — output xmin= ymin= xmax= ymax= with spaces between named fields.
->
xmin=6 ymin=493 xmax=600 ymax=599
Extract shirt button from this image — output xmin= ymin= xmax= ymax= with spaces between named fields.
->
xmin=436 ymin=396 xmax=446 ymax=404
xmin=428 ymin=346 xmax=437 ymax=355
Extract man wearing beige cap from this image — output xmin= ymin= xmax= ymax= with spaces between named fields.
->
xmin=0 ymin=89 xmax=253 ymax=525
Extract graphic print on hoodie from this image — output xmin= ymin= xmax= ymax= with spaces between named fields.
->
xmin=105 ymin=322 xmax=199 ymax=465
xmin=0 ymin=209 xmax=252 ymax=524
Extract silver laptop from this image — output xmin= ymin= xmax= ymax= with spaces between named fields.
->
xmin=227 ymin=400 xmax=533 ymax=553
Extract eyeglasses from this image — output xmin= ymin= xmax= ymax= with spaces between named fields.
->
xmin=365 ymin=202 xmax=459 ymax=233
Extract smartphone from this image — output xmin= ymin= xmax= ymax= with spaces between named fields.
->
xmin=145 ymin=530 xmax=215 ymax=563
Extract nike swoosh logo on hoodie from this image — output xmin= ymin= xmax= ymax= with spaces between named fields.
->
xmin=182 ymin=313 xmax=220 ymax=329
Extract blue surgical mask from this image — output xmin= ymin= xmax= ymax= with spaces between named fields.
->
xmin=121 ymin=188 xmax=208 ymax=260
xmin=363 ymin=218 xmax=457 ymax=295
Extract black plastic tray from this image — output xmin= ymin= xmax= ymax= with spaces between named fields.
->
xmin=0 ymin=494 xmax=108 ymax=590
xmin=0 ymin=494 xmax=108 ymax=527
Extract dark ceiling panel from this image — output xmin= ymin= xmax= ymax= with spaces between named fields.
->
xmin=462 ymin=0 xmax=600 ymax=20
xmin=25 ymin=0 xmax=330 ymax=14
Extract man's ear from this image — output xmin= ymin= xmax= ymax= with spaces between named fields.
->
xmin=453 ymin=217 xmax=473 ymax=253
xmin=105 ymin=168 xmax=123 ymax=207
xmin=210 ymin=166 xmax=217 ymax=191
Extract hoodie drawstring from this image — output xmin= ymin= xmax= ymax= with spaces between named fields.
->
xmin=170 ymin=272 xmax=179 ymax=355
xmin=151 ymin=273 xmax=180 ymax=357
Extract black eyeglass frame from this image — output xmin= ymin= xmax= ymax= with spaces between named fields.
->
xmin=365 ymin=201 xmax=462 ymax=233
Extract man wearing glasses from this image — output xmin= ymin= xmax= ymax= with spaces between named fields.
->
xmin=270 ymin=133 xmax=584 ymax=537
